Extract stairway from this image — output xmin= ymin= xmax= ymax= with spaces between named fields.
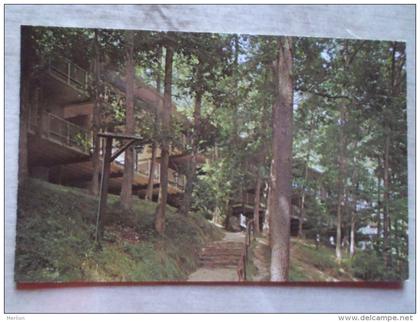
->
xmin=188 ymin=231 xmax=245 ymax=281
xmin=198 ymin=239 xmax=244 ymax=269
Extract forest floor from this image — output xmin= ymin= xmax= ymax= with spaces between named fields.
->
xmin=249 ymin=235 xmax=357 ymax=282
xmin=187 ymin=228 xmax=357 ymax=282
xmin=15 ymin=178 xmax=357 ymax=283
xmin=15 ymin=179 xmax=224 ymax=283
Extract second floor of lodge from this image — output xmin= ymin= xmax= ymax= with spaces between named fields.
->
xmin=26 ymin=53 xmax=190 ymax=148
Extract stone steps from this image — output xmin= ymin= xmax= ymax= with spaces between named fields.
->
xmin=198 ymin=239 xmax=244 ymax=269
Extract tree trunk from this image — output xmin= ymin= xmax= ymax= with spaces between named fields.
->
xmin=179 ymin=89 xmax=202 ymax=215
xmin=263 ymin=180 xmax=271 ymax=237
xmin=269 ymin=37 xmax=293 ymax=282
xmin=298 ymin=119 xmax=314 ymax=238
xmin=336 ymin=190 xmax=343 ymax=261
xmin=120 ymin=31 xmax=135 ymax=209
xmin=350 ymin=213 xmax=356 ymax=257
xmin=382 ymin=42 xmax=398 ymax=268
xmin=253 ymin=168 xmax=261 ymax=234
xmin=224 ymin=198 xmax=232 ymax=230
xmin=89 ymin=29 xmax=102 ymax=196
xmin=298 ymin=164 xmax=308 ymax=238
xmin=349 ymin=160 xmax=359 ymax=257
xmin=180 ymin=156 xmax=194 ymax=214
xmin=232 ymin=35 xmax=240 ymax=141
xmin=383 ymin=132 xmax=390 ymax=267
xmin=145 ymin=46 xmax=162 ymax=201
xmin=376 ymin=167 xmax=382 ymax=240
xmin=154 ymin=45 xmax=174 ymax=235
xmin=336 ymin=106 xmax=348 ymax=262
xmin=145 ymin=143 xmax=157 ymax=200
xmin=349 ymin=168 xmax=359 ymax=258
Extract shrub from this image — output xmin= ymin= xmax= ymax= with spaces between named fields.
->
xmin=351 ymin=251 xmax=386 ymax=281
xmin=15 ymin=179 xmax=224 ymax=282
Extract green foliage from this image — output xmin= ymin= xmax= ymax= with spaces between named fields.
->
xmin=289 ymin=239 xmax=355 ymax=281
xmin=292 ymin=38 xmax=408 ymax=280
xmin=15 ymin=179 xmax=223 ymax=282
xmin=350 ymin=251 xmax=386 ymax=281
xmin=294 ymin=241 xmax=337 ymax=271
xmin=73 ymin=132 xmax=92 ymax=151
xmin=23 ymin=25 xmax=408 ymax=282
xmin=289 ymin=264 xmax=311 ymax=281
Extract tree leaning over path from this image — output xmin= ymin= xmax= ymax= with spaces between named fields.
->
xmin=269 ymin=37 xmax=293 ymax=281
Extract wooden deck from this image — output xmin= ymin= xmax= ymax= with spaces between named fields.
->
xmin=27 ymin=55 xmax=186 ymax=197
xmin=54 ymin=159 xmax=183 ymax=195
xmin=28 ymin=132 xmax=90 ymax=167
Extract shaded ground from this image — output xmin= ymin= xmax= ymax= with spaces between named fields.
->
xmin=249 ymin=236 xmax=270 ymax=281
xmin=290 ymin=238 xmax=357 ymax=281
xmin=15 ymin=179 xmax=224 ymax=282
xmin=188 ymin=231 xmax=245 ymax=282
xmin=248 ymin=236 xmax=357 ymax=282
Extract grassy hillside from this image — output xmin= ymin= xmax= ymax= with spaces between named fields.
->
xmin=289 ymin=239 xmax=355 ymax=282
xmin=250 ymin=237 xmax=356 ymax=282
xmin=15 ymin=179 xmax=223 ymax=283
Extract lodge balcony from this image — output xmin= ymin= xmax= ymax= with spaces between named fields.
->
xmin=27 ymin=109 xmax=186 ymax=195
xmin=137 ymin=159 xmax=186 ymax=192
xmin=47 ymin=56 xmax=89 ymax=93
xmin=46 ymin=55 xmax=191 ymax=153
xmin=231 ymin=192 xmax=266 ymax=215
xmin=28 ymin=109 xmax=92 ymax=167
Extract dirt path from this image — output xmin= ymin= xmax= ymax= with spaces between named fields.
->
xmin=188 ymin=231 xmax=245 ymax=282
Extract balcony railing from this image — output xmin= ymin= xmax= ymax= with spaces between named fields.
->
xmin=138 ymin=160 xmax=160 ymax=180
xmin=138 ymin=160 xmax=185 ymax=191
xmin=241 ymin=193 xmax=256 ymax=206
xmin=46 ymin=113 xmax=91 ymax=154
xmin=234 ymin=192 xmax=265 ymax=208
xmin=48 ymin=56 xmax=89 ymax=92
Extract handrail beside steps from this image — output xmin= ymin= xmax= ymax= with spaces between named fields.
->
xmin=237 ymin=218 xmax=255 ymax=281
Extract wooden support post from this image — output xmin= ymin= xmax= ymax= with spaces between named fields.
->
xmin=110 ymin=139 xmax=136 ymax=162
xmin=95 ymin=136 xmax=113 ymax=243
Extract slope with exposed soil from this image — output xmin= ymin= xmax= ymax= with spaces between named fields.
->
xmin=249 ymin=236 xmax=357 ymax=282
xmin=15 ymin=179 xmax=224 ymax=283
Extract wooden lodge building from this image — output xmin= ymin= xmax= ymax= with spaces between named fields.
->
xmin=22 ymin=53 xmax=327 ymax=234
xmin=24 ymin=55 xmax=189 ymax=204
